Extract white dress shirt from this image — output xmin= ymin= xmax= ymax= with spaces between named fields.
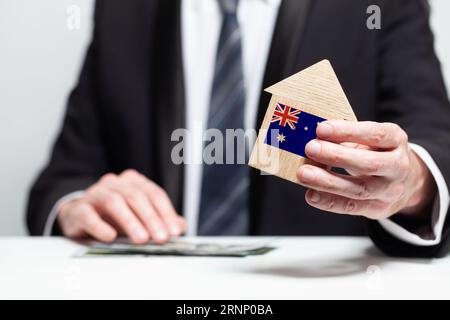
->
xmin=45 ymin=0 xmax=450 ymax=246
xmin=181 ymin=0 xmax=282 ymax=235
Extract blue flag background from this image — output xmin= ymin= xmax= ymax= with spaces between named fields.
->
xmin=264 ymin=104 xmax=326 ymax=158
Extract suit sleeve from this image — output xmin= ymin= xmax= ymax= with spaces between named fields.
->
xmin=368 ymin=0 xmax=450 ymax=257
xmin=26 ymin=2 xmax=109 ymax=235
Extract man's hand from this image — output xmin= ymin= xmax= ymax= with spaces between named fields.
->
xmin=57 ymin=169 xmax=186 ymax=244
xmin=297 ymin=121 xmax=436 ymax=220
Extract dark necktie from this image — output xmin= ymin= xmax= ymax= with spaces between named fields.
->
xmin=198 ymin=0 xmax=249 ymax=235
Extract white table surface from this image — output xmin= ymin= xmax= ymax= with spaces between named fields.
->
xmin=0 ymin=236 xmax=449 ymax=299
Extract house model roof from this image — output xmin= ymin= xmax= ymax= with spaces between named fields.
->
xmin=265 ymin=59 xmax=357 ymax=121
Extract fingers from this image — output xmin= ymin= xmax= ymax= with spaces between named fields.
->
xmin=305 ymin=139 xmax=402 ymax=177
xmin=59 ymin=170 xmax=185 ymax=244
xmin=58 ymin=201 xmax=117 ymax=243
xmin=98 ymin=172 xmax=170 ymax=243
xmin=121 ymin=170 xmax=186 ymax=236
xmin=317 ymin=121 xmax=408 ymax=149
xmin=146 ymin=183 xmax=186 ymax=236
xmin=86 ymin=184 xmax=150 ymax=244
xmin=120 ymin=186 xmax=170 ymax=243
xmin=297 ymin=165 xmax=390 ymax=201
xmin=305 ymin=189 xmax=388 ymax=219
xmin=77 ymin=204 xmax=117 ymax=242
xmin=298 ymin=163 xmax=402 ymax=219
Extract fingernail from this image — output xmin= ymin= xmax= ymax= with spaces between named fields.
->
xmin=104 ymin=229 xmax=117 ymax=242
xmin=301 ymin=168 xmax=315 ymax=183
xmin=155 ymin=231 xmax=168 ymax=241
xmin=135 ymin=228 xmax=148 ymax=242
xmin=317 ymin=122 xmax=333 ymax=138
xmin=309 ymin=191 xmax=321 ymax=203
xmin=170 ymin=225 xmax=180 ymax=235
xmin=306 ymin=140 xmax=321 ymax=157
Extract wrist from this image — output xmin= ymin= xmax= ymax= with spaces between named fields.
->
xmin=398 ymin=149 xmax=436 ymax=218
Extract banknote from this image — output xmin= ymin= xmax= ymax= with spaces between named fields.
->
xmin=80 ymin=239 xmax=276 ymax=257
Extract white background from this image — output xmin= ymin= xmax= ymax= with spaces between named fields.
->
xmin=0 ymin=0 xmax=449 ymax=235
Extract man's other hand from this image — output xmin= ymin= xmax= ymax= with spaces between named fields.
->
xmin=57 ymin=169 xmax=186 ymax=244
xmin=297 ymin=121 xmax=436 ymax=220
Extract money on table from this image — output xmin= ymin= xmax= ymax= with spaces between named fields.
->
xmin=79 ymin=239 xmax=276 ymax=257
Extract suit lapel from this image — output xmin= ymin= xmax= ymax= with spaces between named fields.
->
xmin=150 ymin=0 xmax=185 ymax=212
xmin=250 ymin=0 xmax=312 ymax=232
xmin=256 ymin=0 xmax=312 ymax=128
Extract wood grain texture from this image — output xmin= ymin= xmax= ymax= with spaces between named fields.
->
xmin=266 ymin=59 xmax=356 ymax=120
xmin=249 ymin=59 xmax=357 ymax=183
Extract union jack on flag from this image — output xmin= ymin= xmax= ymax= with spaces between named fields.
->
xmin=271 ymin=103 xmax=302 ymax=130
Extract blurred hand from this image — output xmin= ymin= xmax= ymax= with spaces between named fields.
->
xmin=57 ymin=169 xmax=186 ymax=244
xmin=297 ymin=121 xmax=436 ymax=220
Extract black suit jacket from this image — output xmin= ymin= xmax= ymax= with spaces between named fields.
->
xmin=27 ymin=0 xmax=450 ymax=257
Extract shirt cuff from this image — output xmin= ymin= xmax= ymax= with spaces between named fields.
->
xmin=43 ymin=191 xmax=85 ymax=236
xmin=378 ymin=143 xmax=450 ymax=246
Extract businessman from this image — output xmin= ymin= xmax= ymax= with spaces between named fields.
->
xmin=27 ymin=0 xmax=450 ymax=257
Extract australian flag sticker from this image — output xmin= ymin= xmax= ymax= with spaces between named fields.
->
xmin=264 ymin=103 xmax=326 ymax=158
